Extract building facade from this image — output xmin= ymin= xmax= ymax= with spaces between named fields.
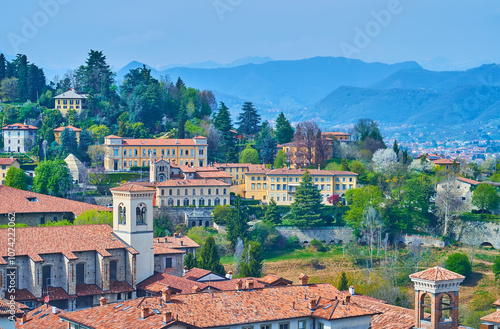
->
xmin=104 ymin=136 xmax=208 ymax=172
xmin=54 ymin=89 xmax=87 ymax=115
xmin=245 ymin=168 xmax=358 ymax=205
xmin=54 ymin=125 xmax=82 ymax=144
xmin=156 ymin=179 xmax=230 ymax=208
xmin=2 ymin=124 xmax=38 ymax=154
xmin=0 ymin=158 xmax=20 ymax=184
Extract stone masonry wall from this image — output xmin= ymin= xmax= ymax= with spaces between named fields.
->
xmin=276 ymin=227 xmax=354 ymax=244
xmin=451 ymin=219 xmax=500 ymax=249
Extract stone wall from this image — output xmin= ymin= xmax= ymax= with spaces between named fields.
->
xmin=394 ymin=234 xmax=445 ymax=248
xmin=275 ymin=227 xmax=354 ymax=244
xmin=451 ymin=219 xmax=500 ymax=249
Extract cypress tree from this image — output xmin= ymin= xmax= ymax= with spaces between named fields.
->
xmin=183 ymin=253 xmax=197 ymax=269
xmin=226 ymin=196 xmax=249 ymax=249
xmin=288 ymin=170 xmax=324 ymax=227
xmin=197 ymin=236 xmax=225 ymax=276
xmin=214 ymin=102 xmax=237 ymax=163
xmin=0 ymin=54 xmax=6 ymax=82
xmin=237 ymin=241 xmax=263 ymax=278
xmin=338 ymin=272 xmax=349 ymax=291
xmin=256 ymin=121 xmax=277 ymax=164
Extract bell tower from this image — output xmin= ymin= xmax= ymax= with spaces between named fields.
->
xmin=110 ymin=184 xmax=156 ymax=284
xmin=410 ymin=266 xmax=465 ymax=329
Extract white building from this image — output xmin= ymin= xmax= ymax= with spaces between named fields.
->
xmin=2 ymin=123 xmax=38 ymax=153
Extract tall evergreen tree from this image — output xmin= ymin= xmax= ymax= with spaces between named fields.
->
xmin=214 ymin=102 xmax=237 ymax=163
xmin=275 ymin=112 xmax=294 ymax=144
xmin=0 ymin=54 xmax=6 ymax=82
xmin=264 ymin=198 xmax=281 ymax=225
xmin=341 ymin=158 xmax=350 ymax=171
xmin=177 ymin=108 xmax=187 ymax=139
xmin=183 ymin=252 xmax=197 ymax=269
xmin=256 ymin=121 xmax=277 ymax=164
xmin=197 ymin=236 xmax=225 ymax=276
xmin=226 ymin=195 xmax=249 ymax=249
xmin=13 ymin=54 xmax=28 ymax=102
xmin=237 ymin=241 xmax=263 ymax=278
xmin=60 ymin=128 xmax=78 ymax=156
xmin=236 ymin=102 xmax=261 ymax=136
xmin=338 ymin=272 xmax=349 ymax=291
xmin=288 ymin=170 xmax=324 ymax=227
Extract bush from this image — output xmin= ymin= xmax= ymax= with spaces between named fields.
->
xmin=493 ymin=256 xmax=500 ymax=279
xmin=310 ymin=238 xmax=328 ymax=252
xmin=286 ymin=236 xmax=299 ymax=248
xmin=444 ymin=252 xmax=472 ymax=277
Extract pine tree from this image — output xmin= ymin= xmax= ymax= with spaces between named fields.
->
xmin=256 ymin=121 xmax=277 ymax=164
xmin=197 ymin=236 xmax=225 ymax=276
xmin=214 ymin=102 xmax=237 ymax=163
xmin=341 ymin=158 xmax=350 ymax=171
xmin=264 ymin=198 xmax=281 ymax=224
xmin=393 ymin=140 xmax=400 ymax=161
xmin=288 ymin=170 xmax=324 ymax=227
xmin=183 ymin=253 xmax=197 ymax=269
xmin=226 ymin=196 xmax=249 ymax=249
xmin=338 ymin=272 xmax=349 ymax=291
xmin=236 ymin=102 xmax=261 ymax=136
xmin=177 ymin=108 xmax=187 ymax=139
xmin=275 ymin=112 xmax=294 ymax=144
xmin=237 ymin=241 xmax=263 ymax=278
xmin=60 ymin=128 xmax=78 ymax=156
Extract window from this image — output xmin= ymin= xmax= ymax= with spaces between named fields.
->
xmin=118 ymin=203 xmax=126 ymax=224
xmin=192 ymin=189 xmax=196 ymax=196
xmin=277 ymin=184 xmax=281 ymax=191
xmin=349 ymin=184 xmax=353 ymax=189
xmin=257 ymin=176 xmax=261 ymax=181
xmin=327 ymin=185 xmax=330 ymax=191
xmin=283 ymin=184 xmax=286 ymax=190
xmin=236 ymin=174 xmax=239 ymax=179
xmin=277 ymin=196 xmax=280 ymax=201
xmin=298 ymin=320 xmax=306 ymax=329
xmin=252 ymin=183 xmax=255 ymax=189
xmin=276 ymin=177 xmax=280 ymax=182
xmin=321 ymin=184 xmax=324 ymax=190
xmin=335 ymin=177 xmax=340 ymax=182
xmin=76 ymin=263 xmax=85 ymax=285
xmin=335 ymin=184 xmax=340 ymax=190
xmin=161 ymin=189 xmax=165 ymax=196
xmin=180 ymin=149 xmax=183 ymax=156
xmin=172 ymin=149 xmax=175 ymax=156
xmin=223 ymin=188 xmax=226 ymax=195
xmin=42 ymin=265 xmax=53 ymax=287
xmin=342 ymin=177 xmax=346 ymax=182
xmin=349 ymin=177 xmax=353 ymax=182
xmin=165 ymin=258 xmax=172 ymax=268
xmin=327 ymin=177 xmax=330 ymax=182
xmin=318 ymin=323 xmax=324 ymax=329
xmin=208 ymin=188 xmax=211 ymax=195
xmin=271 ymin=184 xmax=275 ymax=191
xmin=279 ymin=323 xmax=289 ymax=329
xmin=314 ymin=177 xmax=319 ymax=182
xmin=257 ymin=183 xmax=261 ymax=189
xmin=263 ymin=183 xmax=267 ymax=189
xmin=321 ymin=177 xmax=325 ymax=182
xmin=271 ymin=177 xmax=275 ymax=182
xmin=251 ymin=176 xmax=255 ymax=181
xmin=136 ymin=203 xmax=147 ymax=225
xmin=200 ymin=189 xmax=204 ymax=195
xmin=342 ymin=184 xmax=346 ymax=190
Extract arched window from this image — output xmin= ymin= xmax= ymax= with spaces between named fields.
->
xmin=223 ymin=188 xmax=227 ymax=195
xmin=440 ymin=294 xmax=452 ymax=321
xmin=177 ymin=189 xmax=180 ymax=195
xmin=199 ymin=198 xmax=205 ymax=206
xmin=223 ymin=198 xmax=227 ymax=205
xmin=200 ymin=189 xmax=204 ymax=195
xmin=169 ymin=189 xmax=173 ymax=196
xmin=185 ymin=189 xmax=188 ymax=196
xmin=184 ymin=198 xmax=189 ymax=206
xmin=177 ymin=200 xmax=180 ymax=206
xmin=420 ymin=293 xmax=432 ymax=321
xmin=118 ymin=203 xmax=126 ymax=225
xmin=192 ymin=199 xmax=196 ymax=206
xmin=168 ymin=198 xmax=174 ymax=206
xmin=216 ymin=189 xmax=219 ymax=195
xmin=208 ymin=199 xmax=212 ymax=206
xmin=192 ymin=189 xmax=196 ymax=196
xmin=159 ymin=174 xmax=165 ymax=182
xmin=136 ymin=203 xmax=147 ymax=225
xmin=215 ymin=198 xmax=220 ymax=206
xmin=161 ymin=189 xmax=165 ymax=196
xmin=208 ymin=188 xmax=211 ymax=195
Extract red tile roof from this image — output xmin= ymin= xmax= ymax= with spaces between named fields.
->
xmin=16 ymin=305 xmax=67 ymax=329
xmin=76 ymin=284 xmax=104 ymax=296
xmin=409 ymin=266 xmax=465 ymax=281
xmin=0 ymin=224 xmax=137 ymax=265
xmin=322 ymin=132 xmax=350 ymax=136
xmin=0 ymin=298 xmax=28 ymax=316
xmin=53 ymin=125 xmax=82 ymax=132
xmin=157 ymin=179 xmax=230 ymax=187
xmin=137 ymin=272 xmax=208 ymax=294
xmin=482 ymin=310 xmax=500 ymax=324
xmin=457 ymin=177 xmax=481 ymax=185
xmin=196 ymin=171 xmax=233 ymax=179
xmin=6 ymin=289 xmax=36 ymax=301
xmin=431 ymin=158 xmax=455 ymax=165
xmin=246 ymin=168 xmax=272 ymax=174
xmin=257 ymin=274 xmax=293 ymax=286
xmin=0 ymin=185 xmax=111 ymax=216
xmin=0 ymin=158 xmax=19 ymax=165
xmin=153 ymin=243 xmax=186 ymax=255
xmin=351 ymin=294 xmax=414 ymax=329
xmin=267 ymin=168 xmax=358 ymax=176
xmin=108 ymin=281 xmax=135 ymax=294
xmin=121 ymin=138 xmax=200 ymax=146
xmin=110 ymin=184 xmax=156 ymax=192
xmin=2 ymin=123 xmax=38 ymax=130
xmin=183 ymin=268 xmax=212 ymax=281
xmin=493 ymin=298 xmax=500 ymax=307
xmin=205 ymin=278 xmax=266 ymax=291
xmin=155 ymin=236 xmax=200 ymax=249
xmin=38 ymin=287 xmax=70 ymax=301
xmin=60 ymin=283 xmax=377 ymax=328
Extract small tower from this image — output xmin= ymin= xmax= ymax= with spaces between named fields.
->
xmin=110 ymin=184 xmax=156 ymax=284
xmin=410 ymin=266 xmax=465 ymax=329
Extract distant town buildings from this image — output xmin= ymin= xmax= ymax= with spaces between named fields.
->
xmin=1 ymin=123 xmax=38 ymax=153
xmin=53 ymin=89 xmax=87 ymax=116
xmin=53 ymin=125 xmax=82 ymax=144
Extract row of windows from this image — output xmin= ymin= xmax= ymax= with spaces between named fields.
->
xmin=227 ymin=167 xmax=245 ymax=173
xmin=113 ymin=147 xmax=205 ymax=157
xmin=160 ymin=188 xmax=227 ymax=196
xmin=335 ymin=184 xmax=353 ymax=190
xmin=335 ymin=177 xmax=353 ymax=182
xmin=57 ymin=105 xmax=80 ymax=109
xmin=57 ymin=99 xmax=82 ymax=105
xmin=250 ymin=176 xmax=267 ymax=181
xmin=161 ymin=197 xmax=226 ymax=206
xmin=251 ymin=183 xmax=268 ymax=190
xmin=251 ymin=183 xmax=353 ymax=191
xmin=117 ymin=203 xmax=147 ymax=225
xmin=122 ymin=159 xmax=195 ymax=168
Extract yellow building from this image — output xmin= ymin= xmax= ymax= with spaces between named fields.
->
xmin=0 ymin=158 xmax=21 ymax=184
xmin=54 ymin=89 xmax=87 ymax=115
xmin=244 ymin=168 xmax=358 ymax=206
xmin=104 ymin=136 xmax=208 ymax=172
xmin=280 ymin=142 xmax=334 ymax=166
xmin=53 ymin=125 xmax=82 ymax=144
xmin=322 ymin=131 xmax=351 ymax=141
xmin=217 ymin=163 xmax=266 ymax=185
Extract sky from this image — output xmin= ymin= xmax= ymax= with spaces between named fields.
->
xmin=1 ymin=0 xmax=499 ymax=76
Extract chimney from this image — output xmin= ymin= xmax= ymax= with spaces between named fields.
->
xmin=141 ymin=306 xmax=150 ymax=319
xmin=225 ymin=271 xmax=233 ymax=280
xmin=345 ymin=295 xmax=351 ymax=304
xmin=162 ymin=287 xmax=172 ymax=303
xmin=299 ymin=273 xmax=309 ymax=285
xmin=162 ymin=311 xmax=173 ymax=323
xmin=236 ymin=279 xmax=243 ymax=291
xmin=192 ymin=285 xmax=201 ymax=293
xmin=52 ymin=306 xmax=58 ymax=314
xmin=318 ymin=164 xmax=320 ymax=170
xmin=20 ymin=313 xmax=27 ymax=324
xmin=99 ymin=297 xmax=107 ymax=306
xmin=309 ymin=297 xmax=317 ymax=310
xmin=180 ymin=240 xmax=183 ymax=246
xmin=245 ymin=279 xmax=254 ymax=290
xmin=349 ymin=286 xmax=355 ymax=296
xmin=174 ymin=233 xmax=179 ymax=238
xmin=183 ymin=266 xmax=188 ymax=275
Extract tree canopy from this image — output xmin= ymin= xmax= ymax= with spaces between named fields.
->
xmin=287 ymin=170 xmax=324 ymax=227
xmin=472 ymin=183 xmax=500 ymax=213
xmin=197 ymin=236 xmax=225 ymax=276
xmin=4 ymin=167 xmax=27 ymax=190
xmin=237 ymin=102 xmax=261 ymax=137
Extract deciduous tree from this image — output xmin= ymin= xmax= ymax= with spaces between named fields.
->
xmin=239 ymin=144 xmax=259 ymax=164
xmin=472 ymin=183 xmax=500 ymax=213
xmin=4 ymin=167 xmax=27 ymax=190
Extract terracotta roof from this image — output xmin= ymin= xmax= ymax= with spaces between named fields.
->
xmin=0 ymin=224 xmax=137 ymax=265
xmin=183 ymin=268 xmax=212 ymax=281
xmin=482 ymin=310 xmax=500 ymax=324
xmin=267 ymin=168 xmax=358 ymax=176
xmin=246 ymin=168 xmax=272 ymax=174
xmin=76 ymin=284 xmax=104 ymax=296
xmin=53 ymin=89 xmax=87 ymax=99
xmin=157 ymin=179 xmax=230 ymax=187
xmin=351 ymin=294 xmax=414 ymax=329
xmin=0 ymin=298 xmax=28 ymax=316
xmin=53 ymin=125 xmax=82 ymax=132
xmin=493 ymin=298 xmax=500 ymax=307
xmin=409 ymin=266 xmax=465 ymax=281
xmin=457 ymin=177 xmax=480 ymax=185
xmin=110 ymin=184 xmax=156 ymax=192
xmin=108 ymin=281 xmax=135 ymax=294
xmin=0 ymin=185 xmax=110 ymax=216
xmin=153 ymin=243 xmax=186 ymax=255
xmin=16 ymin=305 xmax=67 ymax=329
xmin=137 ymin=272 xmax=208 ymax=294
xmin=60 ymin=283 xmax=377 ymax=328
xmin=216 ymin=163 xmax=253 ymax=168
xmin=39 ymin=287 xmax=70 ymax=301
xmin=205 ymin=278 xmax=266 ymax=291
xmin=194 ymin=136 xmax=207 ymax=139
xmin=257 ymin=274 xmax=293 ymax=286
xmin=322 ymin=132 xmax=350 ymax=136
xmin=104 ymin=135 xmax=121 ymax=139
xmin=196 ymin=171 xmax=233 ymax=179
xmin=6 ymin=288 xmax=36 ymax=301
xmin=0 ymin=158 xmax=19 ymax=165
xmin=2 ymin=123 xmax=38 ymax=130
xmin=431 ymin=158 xmax=455 ymax=165
xmin=155 ymin=236 xmax=200 ymax=249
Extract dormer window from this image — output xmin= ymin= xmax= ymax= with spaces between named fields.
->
xmin=26 ymin=197 xmax=39 ymax=202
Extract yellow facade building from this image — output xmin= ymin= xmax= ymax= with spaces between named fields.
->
xmin=104 ymin=136 xmax=208 ymax=172
xmin=0 ymin=158 xmax=21 ymax=184
xmin=54 ymin=125 xmax=82 ymax=144
xmin=244 ymin=168 xmax=358 ymax=206
xmin=54 ymin=89 xmax=87 ymax=115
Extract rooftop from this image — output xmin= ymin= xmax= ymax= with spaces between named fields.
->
xmin=0 ymin=157 xmax=19 ymax=165
xmin=457 ymin=176 xmax=481 ymax=185
xmin=267 ymin=168 xmax=358 ymax=176
xmin=0 ymin=185 xmax=110 ymax=216
xmin=0 ymin=224 xmax=137 ymax=265
xmin=137 ymin=272 xmax=208 ymax=294
xmin=110 ymin=184 xmax=156 ymax=192
xmin=2 ymin=123 xmax=38 ymax=130
xmin=16 ymin=304 xmax=67 ymax=329
xmin=104 ymin=137 xmax=206 ymax=146
xmin=156 ymin=179 xmax=230 ymax=187
xmin=155 ymin=236 xmax=200 ymax=249
xmin=53 ymin=88 xmax=87 ymax=99
xmin=409 ymin=266 xmax=465 ymax=282
xmin=53 ymin=125 xmax=82 ymax=132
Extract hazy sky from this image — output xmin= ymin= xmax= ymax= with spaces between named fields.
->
xmin=1 ymin=0 xmax=499 ymax=73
